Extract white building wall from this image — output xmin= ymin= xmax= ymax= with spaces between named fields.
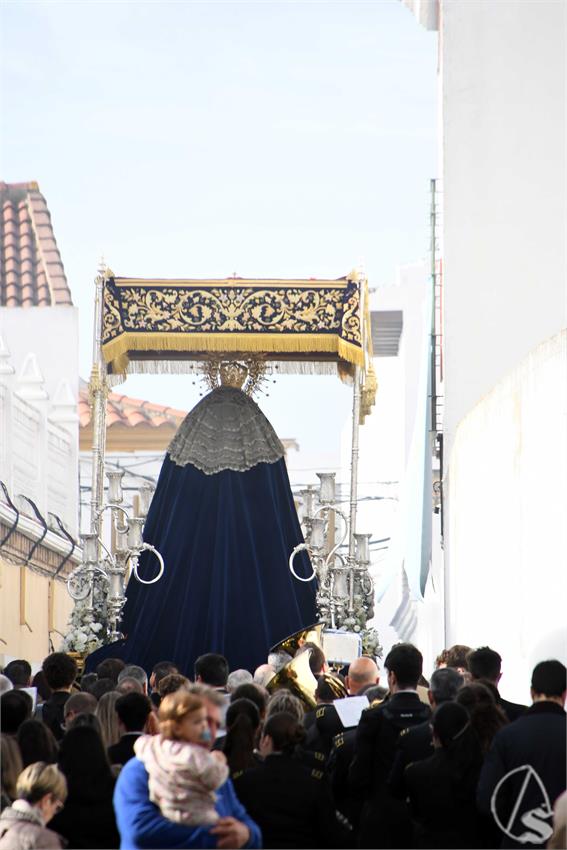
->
xmin=441 ymin=0 xmax=567 ymax=462
xmin=439 ymin=0 xmax=567 ymax=690
xmin=447 ymin=331 xmax=567 ymax=703
xmin=0 ymin=307 xmax=79 ymax=534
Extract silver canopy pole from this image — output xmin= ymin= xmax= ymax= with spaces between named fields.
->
xmin=87 ymin=264 xmax=109 ymax=608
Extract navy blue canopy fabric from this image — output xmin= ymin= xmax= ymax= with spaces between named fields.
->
xmin=113 ymin=454 xmax=316 ymax=677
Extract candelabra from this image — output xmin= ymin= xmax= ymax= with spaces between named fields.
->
xmin=66 ymin=471 xmax=163 ymax=642
xmin=289 ymin=473 xmax=380 ymax=655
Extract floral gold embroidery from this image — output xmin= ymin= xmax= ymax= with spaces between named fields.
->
xmin=102 ymin=279 xmax=362 ymax=350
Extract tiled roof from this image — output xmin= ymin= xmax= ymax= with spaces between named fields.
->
xmin=0 ymin=181 xmax=73 ymax=307
xmin=78 ymin=383 xmax=187 ymax=431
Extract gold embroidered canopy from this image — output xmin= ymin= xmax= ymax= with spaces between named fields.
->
xmin=101 ymin=274 xmax=372 ymax=378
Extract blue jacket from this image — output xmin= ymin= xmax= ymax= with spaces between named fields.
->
xmin=113 ymin=756 xmax=262 ymax=850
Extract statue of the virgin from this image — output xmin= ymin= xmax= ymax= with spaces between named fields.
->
xmin=114 ymin=360 xmax=317 ymax=675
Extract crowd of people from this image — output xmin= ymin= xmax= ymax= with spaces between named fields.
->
xmin=0 ymin=642 xmax=565 ymax=850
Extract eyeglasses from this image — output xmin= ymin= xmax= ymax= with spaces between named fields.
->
xmin=52 ymin=798 xmax=64 ymax=813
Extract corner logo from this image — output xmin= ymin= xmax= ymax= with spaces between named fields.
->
xmin=491 ymin=765 xmax=553 ymax=844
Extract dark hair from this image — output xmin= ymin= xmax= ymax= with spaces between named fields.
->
xmin=224 ymin=699 xmax=261 ymax=773
xmin=262 ymin=711 xmax=305 ymax=755
xmin=445 ymin=645 xmax=473 ymax=672
xmin=431 ymin=702 xmax=483 ymax=798
xmin=362 ymin=684 xmax=388 ymax=702
xmin=194 ymin=653 xmax=229 ymax=687
xmin=455 ymin=682 xmax=507 ymax=753
xmin=300 ymin=643 xmax=326 ymax=676
xmin=32 ymin=670 xmax=52 ymax=702
xmin=384 ymin=643 xmax=423 ymax=689
xmin=57 ymin=725 xmax=114 ymax=802
xmin=467 ymin=647 xmax=502 ymax=682
xmin=80 ymin=673 xmax=98 ymax=693
xmin=95 ymin=658 xmax=125 ymax=684
xmin=152 ymin=661 xmax=179 ymax=686
xmin=231 ymin=683 xmax=268 ymax=716
xmin=17 ymin=720 xmax=58 ymax=767
xmin=89 ymin=678 xmax=117 ymax=701
xmin=0 ymin=690 xmax=33 ymax=734
xmin=158 ymin=673 xmax=190 ymax=698
xmin=430 ymin=667 xmax=464 ymax=703
xmin=531 ymin=660 xmax=566 ymax=697
xmin=432 ymin=701 xmax=472 ymax=747
xmin=115 ymin=692 xmax=152 ymax=731
xmin=42 ymin=653 xmax=77 ymax=690
xmin=67 ymin=713 xmax=104 ymax=736
xmin=64 ymin=692 xmax=97 ymax=718
xmin=4 ymin=660 xmax=32 ymax=687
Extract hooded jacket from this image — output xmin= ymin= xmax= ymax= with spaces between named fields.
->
xmin=0 ymin=800 xmax=64 ymax=850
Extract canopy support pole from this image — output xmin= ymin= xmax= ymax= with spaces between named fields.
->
xmin=87 ymin=264 xmax=109 ymax=610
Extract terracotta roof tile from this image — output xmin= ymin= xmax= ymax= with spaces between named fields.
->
xmin=78 ymin=384 xmax=188 ymax=432
xmin=0 ymin=181 xmax=73 ymax=307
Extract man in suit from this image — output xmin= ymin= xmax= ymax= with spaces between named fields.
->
xmin=108 ymin=692 xmax=152 ymax=766
xmin=389 ymin=666 xmax=464 ymax=795
xmin=345 ymin=656 xmax=380 ymax=696
xmin=477 ymin=659 xmax=566 ymax=848
xmin=38 ymin=652 xmax=78 ymax=741
xmin=195 ymin=654 xmax=230 ymax=735
xmin=349 ymin=643 xmax=431 ymax=849
xmin=467 ymin=646 xmax=527 ymax=722
xmin=3 ymin=659 xmax=32 ymax=690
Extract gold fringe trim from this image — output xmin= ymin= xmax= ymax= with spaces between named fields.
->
xmin=102 ymin=331 xmax=365 ymax=375
xmin=360 ymin=362 xmax=378 ymax=424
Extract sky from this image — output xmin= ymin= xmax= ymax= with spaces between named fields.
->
xmin=1 ymin=0 xmax=437 ymax=484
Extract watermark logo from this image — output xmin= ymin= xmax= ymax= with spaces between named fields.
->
xmin=491 ymin=765 xmax=553 ymax=844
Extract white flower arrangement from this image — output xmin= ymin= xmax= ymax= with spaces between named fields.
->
xmin=63 ymin=576 xmax=109 ymax=653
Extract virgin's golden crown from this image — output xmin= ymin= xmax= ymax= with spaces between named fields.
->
xmin=219 ymin=361 xmax=248 ymax=389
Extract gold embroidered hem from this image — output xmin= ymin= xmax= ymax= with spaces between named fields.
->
xmin=101 ymin=276 xmax=367 ymax=375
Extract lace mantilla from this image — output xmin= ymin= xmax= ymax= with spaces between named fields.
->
xmin=168 ymin=387 xmax=285 ymax=474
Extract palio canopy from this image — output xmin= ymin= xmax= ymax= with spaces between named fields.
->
xmin=101 ymin=274 xmax=370 ymax=376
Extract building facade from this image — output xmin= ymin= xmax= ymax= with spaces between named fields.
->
xmin=0 ymin=181 xmax=80 ymax=668
xmin=405 ymin=0 xmax=567 ymax=699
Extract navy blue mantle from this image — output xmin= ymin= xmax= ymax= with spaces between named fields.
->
xmin=113 ymin=454 xmax=316 ymax=676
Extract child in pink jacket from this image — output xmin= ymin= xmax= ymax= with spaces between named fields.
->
xmin=135 ymin=690 xmax=228 ymax=825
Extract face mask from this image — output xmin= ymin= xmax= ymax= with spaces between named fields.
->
xmin=200 ymin=726 xmax=212 ymax=743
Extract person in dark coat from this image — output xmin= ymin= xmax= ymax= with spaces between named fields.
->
xmin=405 ymin=701 xmax=485 ymax=848
xmin=223 ymin=698 xmax=261 ymax=779
xmin=16 ymin=720 xmax=58 ymax=767
xmin=477 ymin=660 xmax=566 ymax=849
xmin=389 ymin=666 xmax=464 ymax=796
xmin=455 ymin=682 xmax=508 ymax=754
xmin=348 ymin=643 xmax=431 ymax=849
xmin=467 ymin=647 xmax=527 ymax=722
xmin=107 ymin=692 xmax=152 ymax=767
xmin=235 ymin=711 xmax=348 ymax=849
xmin=49 ymin=725 xmax=119 ymax=849
xmin=0 ymin=691 xmax=32 ymax=735
xmin=38 ymin=653 xmax=78 ymax=741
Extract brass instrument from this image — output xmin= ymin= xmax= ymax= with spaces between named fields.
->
xmin=267 ymin=622 xmax=349 ymax=709
xmin=269 ymin=621 xmax=325 ymax=657
xmin=266 ymin=644 xmax=319 ymax=709
xmin=317 ymin=672 xmax=348 ymax=700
